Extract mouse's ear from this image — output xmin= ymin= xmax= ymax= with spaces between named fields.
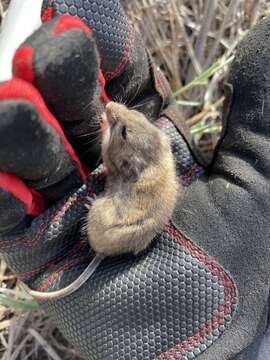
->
xmin=120 ymin=157 xmax=144 ymax=182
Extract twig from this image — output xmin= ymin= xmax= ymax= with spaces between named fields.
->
xmin=0 ymin=319 xmax=11 ymax=331
xmin=0 ymin=274 xmax=17 ymax=281
xmin=0 ymin=331 xmax=8 ymax=348
xmin=9 ymin=334 xmax=32 ymax=360
xmin=22 ymin=348 xmax=36 ymax=360
xmin=28 ymin=328 xmax=62 ymax=360
xmin=205 ymin=0 xmax=239 ymax=68
xmin=171 ymin=0 xmax=202 ymax=76
xmin=186 ymin=97 xmax=225 ymax=127
xmin=186 ymin=0 xmax=217 ymax=83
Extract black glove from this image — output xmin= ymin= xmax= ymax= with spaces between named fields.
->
xmin=1 ymin=1 xmax=270 ymax=360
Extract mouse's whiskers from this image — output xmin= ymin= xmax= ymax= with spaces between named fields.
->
xmin=78 ymin=129 xmax=101 ymax=139
xmin=129 ymin=98 xmax=150 ymax=111
xmin=83 ymin=136 xmax=101 ymax=146
xmin=113 ymin=92 xmax=127 ymax=105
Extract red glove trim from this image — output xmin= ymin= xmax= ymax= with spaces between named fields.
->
xmin=98 ymin=71 xmax=110 ymax=104
xmin=13 ymin=16 xmax=110 ymax=107
xmin=13 ymin=47 xmax=35 ymax=83
xmin=52 ymin=15 xmax=92 ymax=36
xmin=0 ymin=79 xmax=87 ymax=182
xmin=0 ymin=172 xmax=45 ymax=216
xmin=41 ymin=6 xmax=54 ymax=23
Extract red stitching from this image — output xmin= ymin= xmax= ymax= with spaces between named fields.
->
xmin=35 ymin=222 xmax=236 ymax=359
xmin=157 ymin=117 xmax=171 ymax=126
xmin=0 ymin=196 xmax=78 ymax=249
xmin=0 ymin=173 xmax=104 ymax=250
xmin=180 ymin=164 xmax=202 ymax=185
xmin=105 ymin=23 xmax=134 ymax=81
xmin=18 ymin=239 xmax=88 ymax=280
xmin=31 ymin=223 xmax=236 ymax=358
xmin=37 ymin=255 xmax=89 ymax=292
xmin=155 ymin=224 xmax=236 ymax=359
xmin=168 ymin=223 xmax=234 ymax=290
xmin=167 ymin=224 xmax=234 ymax=331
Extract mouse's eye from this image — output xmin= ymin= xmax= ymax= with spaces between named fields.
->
xmin=121 ymin=125 xmax=127 ymax=140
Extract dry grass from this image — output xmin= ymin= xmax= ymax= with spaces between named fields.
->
xmin=1 ymin=0 xmax=270 ymax=359
xmin=0 ymin=312 xmax=82 ymax=360
xmin=125 ymin=0 xmax=268 ymax=92
xmin=124 ymin=0 xmax=270 ymax=158
xmin=0 ymin=260 xmax=83 ymax=360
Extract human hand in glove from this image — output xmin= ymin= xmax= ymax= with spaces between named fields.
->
xmin=1 ymin=1 xmax=270 ymax=360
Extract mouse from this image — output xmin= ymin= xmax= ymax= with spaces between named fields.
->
xmin=87 ymin=101 xmax=178 ymax=256
xmin=22 ymin=102 xmax=177 ymax=301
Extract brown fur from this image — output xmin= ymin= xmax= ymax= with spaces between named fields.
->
xmin=87 ymin=102 xmax=178 ymax=256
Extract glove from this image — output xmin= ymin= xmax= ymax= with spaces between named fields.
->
xmin=1 ymin=1 xmax=270 ymax=359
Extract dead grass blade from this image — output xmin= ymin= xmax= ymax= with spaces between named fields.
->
xmin=28 ymin=329 xmax=62 ymax=360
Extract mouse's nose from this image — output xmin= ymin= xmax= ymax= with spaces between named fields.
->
xmin=106 ymin=102 xmax=118 ymax=125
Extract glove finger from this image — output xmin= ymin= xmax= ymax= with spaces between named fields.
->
xmin=40 ymin=0 xmax=165 ymax=121
xmin=40 ymin=1 xmax=205 ymax=170
xmin=1 ymin=166 xmax=105 ymax=291
xmin=0 ymin=173 xmax=44 ymax=233
xmin=42 ymin=0 xmax=132 ymax=81
xmin=13 ymin=15 xmax=109 ymax=170
xmin=208 ymin=17 xmax=270 ymax=181
xmin=0 ymin=79 xmax=86 ymax=202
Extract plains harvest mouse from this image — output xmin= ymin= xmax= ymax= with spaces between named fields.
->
xmin=87 ymin=102 xmax=178 ymax=256
xmin=23 ymin=102 xmax=177 ymax=300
